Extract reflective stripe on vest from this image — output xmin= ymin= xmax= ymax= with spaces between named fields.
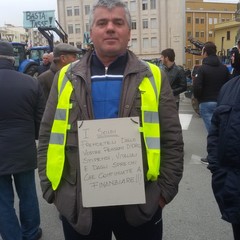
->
xmin=47 ymin=62 xmax=161 ymax=190
xmin=139 ymin=62 xmax=161 ymax=181
xmin=46 ymin=63 xmax=74 ymax=190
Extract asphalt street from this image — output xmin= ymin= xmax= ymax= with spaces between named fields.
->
xmin=2 ymin=95 xmax=233 ymax=240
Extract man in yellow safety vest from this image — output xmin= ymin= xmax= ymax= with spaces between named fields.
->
xmin=37 ymin=1 xmax=184 ymax=239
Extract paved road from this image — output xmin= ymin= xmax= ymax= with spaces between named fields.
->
xmin=2 ymin=95 xmax=233 ymax=240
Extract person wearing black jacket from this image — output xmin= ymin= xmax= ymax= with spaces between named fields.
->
xmin=207 ymin=75 xmax=240 ymax=240
xmin=160 ymin=48 xmax=187 ymax=111
xmin=230 ymin=39 xmax=240 ymax=78
xmin=0 ymin=41 xmax=45 ymax=240
xmin=193 ymin=41 xmax=230 ymax=164
xmin=37 ymin=52 xmax=51 ymax=76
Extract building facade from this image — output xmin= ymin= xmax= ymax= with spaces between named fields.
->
xmin=57 ymin=0 xmax=186 ymax=65
xmin=186 ymin=0 xmax=237 ymax=69
xmin=0 ymin=24 xmax=27 ymax=43
xmin=0 ymin=24 xmax=48 ymax=47
xmin=214 ymin=20 xmax=240 ymax=58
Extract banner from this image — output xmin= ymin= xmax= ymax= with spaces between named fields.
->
xmin=23 ymin=10 xmax=55 ymax=28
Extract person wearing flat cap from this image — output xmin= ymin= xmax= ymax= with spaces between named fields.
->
xmin=37 ymin=43 xmax=80 ymax=104
xmin=0 ymin=41 xmax=44 ymax=240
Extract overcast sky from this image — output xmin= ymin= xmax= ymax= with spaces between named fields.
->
xmin=0 ymin=0 xmax=57 ymax=26
xmin=0 ymin=0 xmax=239 ymax=27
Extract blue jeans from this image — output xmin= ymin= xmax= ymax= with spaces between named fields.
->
xmin=0 ymin=170 xmax=40 ymax=240
xmin=199 ymin=102 xmax=217 ymax=133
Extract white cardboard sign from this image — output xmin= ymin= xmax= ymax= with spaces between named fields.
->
xmin=77 ymin=117 xmax=146 ymax=207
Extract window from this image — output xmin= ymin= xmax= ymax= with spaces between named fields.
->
xmin=227 ymin=31 xmax=230 ymax=40
xmin=187 ymin=59 xmax=192 ymax=69
xmin=200 ymin=31 xmax=204 ymax=38
xmin=143 ymin=19 xmax=148 ymax=29
xmin=131 ymin=20 xmax=137 ymax=30
xmin=150 ymin=18 xmax=157 ymax=28
xmin=150 ymin=0 xmax=156 ymax=9
xmin=187 ymin=17 xmax=191 ymax=24
xmin=208 ymin=31 xmax=213 ymax=38
xmin=85 ymin=5 xmax=90 ymax=15
xmin=130 ymin=1 xmax=136 ymax=11
xmin=131 ymin=38 xmax=137 ymax=49
xmin=209 ymin=18 xmax=213 ymax=24
xmin=142 ymin=0 xmax=148 ymax=10
xmin=195 ymin=59 xmax=200 ymax=65
xmin=200 ymin=18 xmax=204 ymax=24
xmin=75 ymin=24 xmax=81 ymax=34
xmin=85 ymin=23 xmax=90 ymax=32
xmin=195 ymin=32 xmax=199 ymax=38
xmin=74 ymin=6 xmax=80 ymax=16
xmin=68 ymin=24 xmax=74 ymax=34
xmin=195 ymin=18 xmax=199 ymax=24
xmin=151 ymin=37 xmax=157 ymax=48
xmin=67 ymin=7 xmax=72 ymax=17
xmin=143 ymin=38 xmax=149 ymax=49
xmin=214 ymin=18 xmax=218 ymax=24
xmin=187 ymin=31 xmax=192 ymax=37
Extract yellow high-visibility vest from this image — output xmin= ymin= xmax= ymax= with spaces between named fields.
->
xmin=47 ymin=62 xmax=161 ymax=190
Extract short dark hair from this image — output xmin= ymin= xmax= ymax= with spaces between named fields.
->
xmin=161 ymin=48 xmax=175 ymax=62
xmin=203 ymin=42 xmax=217 ymax=56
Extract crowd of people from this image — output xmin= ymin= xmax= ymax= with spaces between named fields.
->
xmin=0 ymin=0 xmax=239 ymax=239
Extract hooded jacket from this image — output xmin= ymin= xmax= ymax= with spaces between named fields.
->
xmin=37 ymin=50 xmax=184 ymax=234
xmin=193 ymin=55 xmax=229 ymax=103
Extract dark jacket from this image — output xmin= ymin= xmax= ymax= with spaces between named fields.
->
xmin=193 ymin=55 xmax=229 ymax=103
xmin=0 ymin=59 xmax=45 ymax=175
xmin=38 ymin=50 xmax=184 ymax=234
xmin=161 ymin=63 xmax=187 ymax=100
xmin=207 ymin=76 xmax=240 ymax=224
xmin=38 ymin=62 xmax=51 ymax=75
xmin=37 ymin=62 xmax=59 ymax=103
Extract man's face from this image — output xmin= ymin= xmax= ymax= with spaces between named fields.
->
xmin=42 ymin=54 xmax=50 ymax=65
xmin=160 ymin=55 xmax=167 ymax=66
xmin=64 ymin=53 xmax=77 ymax=64
xmin=90 ymin=6 xmax=131 ymax=59
xmin=60 ymin=53 xmax=77 ymax=67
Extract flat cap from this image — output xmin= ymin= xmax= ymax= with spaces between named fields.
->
xmin=0 ymin=41 xmax=14 ymax=58
xmin=53 ymin=43 xmax=81 ymax=58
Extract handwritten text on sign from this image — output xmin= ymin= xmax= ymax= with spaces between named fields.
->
xmin=78 ymin=117 xmax=146 ymax=207
xmin=23 ymin=10 xmax=55 ymax=28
